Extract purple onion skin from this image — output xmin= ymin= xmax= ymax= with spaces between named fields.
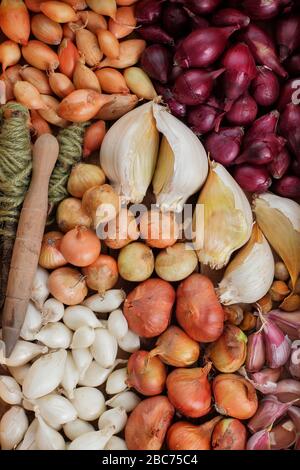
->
xmin=276 ymin=14 xmax=300 ymax=61
xmin=285 ymin=53 xmax=300 ymax=75
xmin=154 ymin=83 xmax=187 ymax=118
xmin=292 ymin=158 xmax=300 ymax=176
xmin=244 ymin=111 xmax=279 ymax=145
xmin=138 ymin=25 xmax=174 ymax=46
xmin=273 ymin=175 xmax=300 ymax=198
xmin=242 ymin=0 xmax=282 ymax=20
xmin=141 ymin=45 xmax=171 ymax=84
xmin=226 ymin=93 xmax=258 ymax=126
xmin=184 ymin=0 xmax=221 ymax=15
xmin=169 ymin=66 xmax=183 ymax=83
xmin=136 ymin=0 xmax=164 ymax=24
xmin=162 ymin=5 xmax=190 ymax=38
xmin=279 ymin=103 xmax=300 ymax=159
xmin=190 ymin=15 xmax=210 ymax=30
xmin=236 ymin=135 xmax=286 ymax=166
xmin=205 ymin=127 xmax=243 ymax=166
xmin=212 ymin=8 xmax=250 ymax=27
xmin=268 ymin=148 xmax=291 ymax=179
xmin=187 ymin=104 xmax=223 ymax=134
xmin=173 ymin=68 xmax=225 ymax=106
xmin=233 ymin=165 xmax=272 ymax=193
xmin=251 ymin=67 xmax=280 ymax=107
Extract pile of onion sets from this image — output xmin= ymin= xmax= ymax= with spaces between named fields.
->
xmin=136 ymin=0 xmax=300 ymax=198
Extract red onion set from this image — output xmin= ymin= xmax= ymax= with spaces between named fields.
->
xmin=136 ymin=0 xmax=300 ymax=197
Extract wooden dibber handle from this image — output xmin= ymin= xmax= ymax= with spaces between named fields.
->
xmin=2 ymin=134 xmax=59 ymax=357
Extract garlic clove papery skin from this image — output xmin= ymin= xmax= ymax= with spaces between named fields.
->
xmin=218 ymin=224 xmax=275 ymax=305
xmin=68 ymin=427 xmax=115 ymax=450
xmin=0 ymin=406 xmax=29 ymax=450
xmin=100 ymin=101 xmax=159 ymax=204
xmin=8 ymin=364 xmax=31 ymax=386
xmin=83 ymin=289 xmax=126 ymax=313
xmin=152 ymin=103 xmax=208 ymax=212
xmin=31 ymin=266 xmax=50 ymax=309
xmin=107 ymin=309 xmax=128 ymax=340
xmin=71 ymin=348 xmax=93 ymax=381
xmin=23 ymin=398 xmax=35 ymax=412
xmin=20 ymin=302 xmax=43 ymax=341
xmin=70 ymin=387 xmax=106 ymax=421
xmin=105 ymin=367 xmax=128 ymax=395
xmin=0 ymin=375 xmax=23 ymax=405
xmin=63 ymin=419 xmax=95 ymax=441
xmin=22 ymin=349 xmax=67 ymax=400
xmin=36 ymin=415 xmax=65 ymax=450
xmin=78 ymin=358 xmax=127 ymax=387
xmin=0 ymin=340 xmax=48 ymax=367
xmin=90 ymin=328 xmax=118 ymax=368
xmin=63 ymin=305 xmax=103 ymax=330
xmin=61 ymin=351 xmax=80 ymax=399
xmin=253 ymin=192 xmax=300 ymax=288
xmin=35 ymin=322 xmax=72 ymax=349
xmin=98 ymin=407 xmax=127 ymax=435
xmin=194 ymin=162 xmax=253 ymax=269
xmin=106 ymin=390 xmax=141 ymax=412
xmin=117 ymin=329 xmax=140 ymax=353
xmin=105 ymin=436 xmax=128 ymax=450
xmin=17 ymin=418 xmax=38 ymax=450
xmin=70 ymin=325 xmax=95 ymax=349
xmin=42 ymin=298 xmax=64 ymax=324
xmin=35 ymin=394 xmax=77 ymax=429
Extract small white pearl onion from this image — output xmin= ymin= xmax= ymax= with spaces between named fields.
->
xmin=106 ymin=391 xmax=141 ymax=413
xmin=107 ymin=309 xmax=128 ymax=340
xmin=105 ymin=436 xmax=128 ymax=450
xmin=98 ymin=407 xmax=127 ymax=435
xmin=0 ymin=406 xmax=29 ymax=450
xmin=117 ymin=329 xmax=140 ymax=353
xmin=105 ymin=368 xmax=128 ymax=395
xmin=35 ymin=394 xmax=77 ymax=429
xmin=36 ymin=416 xmax=65 ymax=450
xmin=0 ymin=375 xmax=23 ymax=405
xmin=78 ymin=361 xmax=112 ymax=387
xmin=70 ymin=387 xmax=106 ymax=421
xmin=72 ymin=348 xmax=93 ymax=380
xmin=31 ymin=266 xmax=49 ymax=309
xmin=70 ymin=326 xmax=95 ymax=349
xmin=61 ymin=351 xmax=79 ymax=399
xmin=83 ymin=289 xmax=125 ymax=313
xmin=8 ymin=364 xmax=31 ymax=386
xmin=35 ymin=322 xmax=72 ymax=349
xmin=63 ymin=305 xmax=103 ymax=330
xmin=1 ymin=341 xmax=48 ymax=367
xmin=17 ymin=418 xmax=38 ymax=450
xmin=42 ymin=298 xmax=64 ymax=324
xmin=90 ymin=328 xmax=118 ymax=368
xmin=20 ymin=302 xmax=42 ymax=341
xmin=63 ymin=419 xmax=94 ymax=441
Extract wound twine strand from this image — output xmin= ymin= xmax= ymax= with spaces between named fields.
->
xmin=0 ymin=102 xmax=32 ymax=309
xmin=47 ymin=121 xmax=89 ymax=223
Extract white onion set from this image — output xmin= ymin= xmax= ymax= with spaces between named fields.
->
xmin=0 ymin=283 xmax=139 ymax=451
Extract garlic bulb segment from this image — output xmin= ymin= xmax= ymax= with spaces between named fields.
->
xmin=106 ymin=367 xmax=128 ymax=395
xmin=106 ymin=390 xmax=141 ymax=413
xmin=61 ymin=351 xmax=80 ymax=399
xmin=194 ymin=162 xmax=253 ymax=269
xmin=218 ymin=224 xmax=275 ymax=305
xmin=0 ymin=406 xmax=29 ymax=450
xmin=98 ymin=407 xmax=128 ymax=434
xmin=72 ymin=348 xmax=93 ymax=380
xmin=117 ymin=328 xmax=140 ymax=353
xmin=35 ymin=322 xmax=72 ymax=349
xmin=17 ymin=418 xmax=38 ymax=450
xmin=22 ymin=349 xmax=67 ymax=400
xmin=83 ymin=289 xmax=126 ymax=312
xmin=31 ymin=266 xmax=50 ymax=309
xmin=0 ymin=340 xmax=48 ymax=367
xmin=100 ymin=101 xmax=159 ymax=204
xmin=70 ymin=325 xmax=95 ymax=349
xmin=68 ymin=427 xmax=114 ymax=450
xmin=42 ymin=298 xmax=64 ymax=324
xmin=20 ymin=302 xmax=42 ymax=341
xmin=63 ymin=419 xmax=94 ymax=441
xmin=0 ymin=375 xmax=22 ymax=405
xmin=90 ymin=328 xmax=118 ymax=368
xmin=152 ymin=103 xmax=208 ymax=212
xmin=70 ymin=387 xmax=106 ymax=421
xmin=35 ymin=394 xmax=77 ymax=429
xmin=105 ymin=436 xmax=128 ymax=450
xmin=36 ymin=416 xmax=65 ymax=450
xmin=253 ymin=193 xmax=300 ymax=289
xmin=63 ymin=305 xmax=103 ymax=330
xmin=23 ymin=398 xmax=35 ymax=411
xmin=107 ymin=309 xmax=128 ymax=340
xmin=8 ymin=363 xmax=30 ymax=386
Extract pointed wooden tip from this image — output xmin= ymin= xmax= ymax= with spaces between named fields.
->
xmin=2 ymin=326 xmax=19 ymax=358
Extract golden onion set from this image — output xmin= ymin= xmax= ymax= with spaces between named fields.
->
xmin=0 ymin=0 xmax=300 ymax=453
